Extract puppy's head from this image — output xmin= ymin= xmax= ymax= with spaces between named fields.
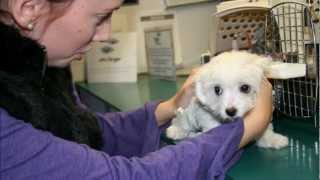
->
xmin=195 ymin=51 xmax=270 ymax=122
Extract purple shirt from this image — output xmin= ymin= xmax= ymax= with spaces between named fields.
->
xmin=0 ymin=102 xmax=244 ymax=180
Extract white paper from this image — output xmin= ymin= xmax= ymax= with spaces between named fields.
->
xmin=86 ymin=32 xmax=137 ymax=83
xmin=265 ymin=62 xmax=306 ymax=79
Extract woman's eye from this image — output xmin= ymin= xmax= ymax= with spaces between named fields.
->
xmin=97 ymin=12 xmax=113 ymax=25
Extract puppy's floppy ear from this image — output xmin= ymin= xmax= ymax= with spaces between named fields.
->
xmin=194 ymin=64 xmax=213 ymax=104
xmin=253 ymin=55 xmax=272 ymax=69
xmin=252 ymin=55 xmax=272 ymax=76
xmin=244 ymin=55 xmax=271 ymax=86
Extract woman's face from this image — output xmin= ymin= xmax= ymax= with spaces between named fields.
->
xmin=39 ymin=0 xmax=122 ymax=67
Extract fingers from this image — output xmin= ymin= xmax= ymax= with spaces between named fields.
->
xmin=173 ymin=67 xmax=201 ymax=109
xmin=180 ymin=68 xmax=199 ymax=90
xmin=190 ymin=67 xmax=201 ymax=76
xmin=261 ymin=77 xmax=271 ymax=87
xmin=260 ymin=78 xmax=272 ymax=95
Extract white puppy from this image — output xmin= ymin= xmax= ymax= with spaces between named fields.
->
xmin=166 ymin=51 xmax=288 ymax=149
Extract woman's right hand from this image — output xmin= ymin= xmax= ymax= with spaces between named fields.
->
xmin=171 ymin=68 xmax=200 ymax=109
xmin=155 ymin=68 xmax=200 ymax=126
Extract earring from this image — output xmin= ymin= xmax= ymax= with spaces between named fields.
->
xmin=27 ymin=22 xmax=34 ymax=30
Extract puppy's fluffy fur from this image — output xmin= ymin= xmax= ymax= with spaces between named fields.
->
xmin=166 ymin=51 xmax=288 ymax=149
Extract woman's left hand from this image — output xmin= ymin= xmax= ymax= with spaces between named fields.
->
xmin=155 ymin=68 xmax=200 ymax=126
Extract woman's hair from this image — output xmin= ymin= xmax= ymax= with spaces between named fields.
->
xmin=0 ymin=0 xmax=74 ymax=25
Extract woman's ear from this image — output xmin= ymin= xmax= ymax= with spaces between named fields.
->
xmin=10 ymin=0 xmax=49 ymax=30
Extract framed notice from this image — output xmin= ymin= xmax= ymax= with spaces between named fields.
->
xmin=145 ymin=26 xmax=176 ymax=80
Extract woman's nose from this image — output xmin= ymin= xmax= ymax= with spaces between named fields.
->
xmin=93 ymin=21 xmax=112 ymax=42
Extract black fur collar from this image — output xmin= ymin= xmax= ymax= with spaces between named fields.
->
xmin=0 ymin=22 xmax=103 ymax=149
xmin=0 ymin=22 xmax=46 ymax=79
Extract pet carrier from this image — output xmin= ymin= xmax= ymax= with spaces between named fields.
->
xmin=265 ymin=1 xmax=319 ymax=126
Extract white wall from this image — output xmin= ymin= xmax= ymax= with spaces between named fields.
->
xmin=167 ymin=3 xmax=218 ymax=65
xmin=112 ymin=0 xmax=218 ymax=72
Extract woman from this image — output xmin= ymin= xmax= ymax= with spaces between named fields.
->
xmin=0 ymin=0 xmax=273 ymax=179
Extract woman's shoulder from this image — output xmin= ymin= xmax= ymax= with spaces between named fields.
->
xmin=0 ymin=107 xmax=18 ymax=126
xmin=0 ymin=107 xmax=38 ymax=137
xmin=0 ymin=107 xmax=49 ymax=140
xmin=0 ymin=107 xmax=88 ymax=179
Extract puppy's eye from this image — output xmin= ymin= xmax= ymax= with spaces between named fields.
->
xmin=214 ymin=86 xmax=223 ymax=96
xmin=240 ymin=84 xmax=251 ymax=94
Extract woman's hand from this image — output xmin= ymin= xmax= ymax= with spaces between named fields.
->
xmin=239 ymin=78 xmax=273 ymax=148
xmin=155 ymin=68 xmax=200 ymax=126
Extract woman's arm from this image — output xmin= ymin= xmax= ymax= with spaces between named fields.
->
xmin=0 ymin=107 xmax=243 ymax=180
xmin=96 ymin=102 xmax=164 ymax=157
xmin=155 ymin=69 xmax=198 ymax=126
xmin=239 ymin=78 xmax=273 ymax=148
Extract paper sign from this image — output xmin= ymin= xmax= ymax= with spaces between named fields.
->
xmin=86 ymin=32 xmax=137 ymax=83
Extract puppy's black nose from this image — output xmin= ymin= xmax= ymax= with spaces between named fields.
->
xmin=226 ymin=108 xmax=237 ymax=117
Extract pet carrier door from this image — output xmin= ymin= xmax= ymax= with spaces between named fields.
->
xmin=265 ymin=2 xmax=319 ymax=126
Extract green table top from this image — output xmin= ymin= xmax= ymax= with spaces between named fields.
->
xmin=229 ymin=118 xmax=318 ymax=180
xmin=77 ymin=75 xmax=319 ymax=180
xmin=77 ymin=75 xmax=186 ymax=111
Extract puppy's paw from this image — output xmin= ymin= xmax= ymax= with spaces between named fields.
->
xmin=257 ymin=133 xmax=289 ymax=149
xmin=166 ymin=126 xmax=188 ymax=140
xmin=189 ymin=131 xmax=202 ymax=138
